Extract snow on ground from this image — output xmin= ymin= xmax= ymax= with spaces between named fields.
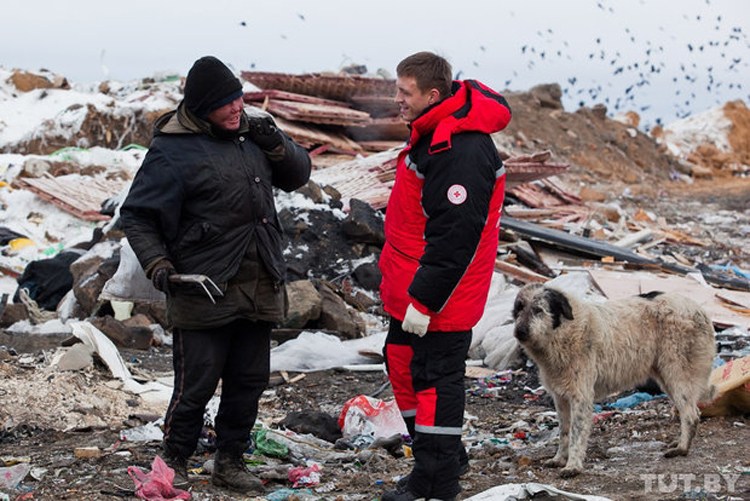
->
xmin=660 ymin=104 xmax=733 ymax=158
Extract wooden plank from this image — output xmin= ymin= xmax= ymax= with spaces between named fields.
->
xmin=494 ymin=259 xmax=549 ymax=284
xmin=244 ymin=90 xmax=349 ymax=107
xmin=274 ymin=117 xmax=363 ymax=151
xmin=266 ymin=100 xmax=371 ymax=126
xmin=240 ymin=71 xmax=396 ymax=102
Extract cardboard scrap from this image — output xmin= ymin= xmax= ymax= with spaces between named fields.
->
xmin=700 ymin=355 xmax=750 ymax=417
xmin=587 ymin=269 xmax=750 ymax=329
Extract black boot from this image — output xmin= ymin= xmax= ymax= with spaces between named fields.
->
xmin=161 ymin=449 xmax=189 ymax=489
xmin=381 ymin=484 xmax=423 ymax=501
xmin=397 ymin=442 xmax=469 ymax=489
xmin=212 ymin=450 xmax=264 ymax=493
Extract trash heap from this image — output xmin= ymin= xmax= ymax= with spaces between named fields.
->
xmin=1 ymin=65 xmax=750 ymax=499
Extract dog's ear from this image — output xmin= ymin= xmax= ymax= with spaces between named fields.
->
xmin=545 ymin=289 xmax=574 ymax=328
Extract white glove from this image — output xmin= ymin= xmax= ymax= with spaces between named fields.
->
xmin=402 ymin=303 xmax=431 ymax=337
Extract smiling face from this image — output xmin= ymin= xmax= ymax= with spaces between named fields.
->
xmin=394 ymin=75 xmax=439 ymax=123
xmin=206 ymin=96 xmax=244 ymax=131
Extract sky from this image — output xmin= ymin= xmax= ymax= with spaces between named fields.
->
xmin=1 ymin=0 xmax=748 ymax=129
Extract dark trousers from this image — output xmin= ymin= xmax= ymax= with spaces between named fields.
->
xmin=384 ymin=318 xmax=471 ymax=499
xmin=163 ymin=318 xmax=271 ymax=459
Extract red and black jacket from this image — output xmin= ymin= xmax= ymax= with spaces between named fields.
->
xmin=379 ymin=80 xmax=511 ymax=331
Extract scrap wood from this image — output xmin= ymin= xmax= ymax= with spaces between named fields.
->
xmin=308 ymin=144 xmax=360 ymax=158
xmin=265 ymin=99 xmax=371 ymax=126
xmin=274 ymin=116 xmax=363 ymax=152
xmin=500 ymin=150 xmax=552 ymax=163
xmin=508 ymin=183 xmax=566 ymax=208
xmin=240 ymin=71 xmax=395 ymax=102
xmin=540 ymin=177 xmax=582 ymax=205
xmin=502 ymin=153 xmax=569 ymax=188
xmin=503 ymin=205 xmax=591 ymax=220
xmin=350 ymin=94 xmax=399 ymax=117
xmin=494 ymin=258 xmax=549 ymax=284
xmin=507 ymin=242 xmax=556 ymax=277
xmin=311 ymin=149 xmax=577 ymax=212
xmin=244 ymin=89 xmax=350 ymax=107
xmin=661 ymin=228 xmax=709 ymax=246
xmin=358 ymin=140 xmax=404 ymax=152
xmin=500 ymin=216 xmax=750 ymax=292
xmin=311 ymin=149 xmax=399 ymax=210
xmin=613 ymin=228 xmax=655 ymax=248
xmin=15 ymin=175 xmax=126 ymax=221
xmin=347 ymin=117 xmax=410 ymax=142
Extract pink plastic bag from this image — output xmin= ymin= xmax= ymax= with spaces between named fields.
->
xmin=288 ymin=463 xmax=321 ymax=488
xmin=127 ymin=455 xmax=191 ymax=501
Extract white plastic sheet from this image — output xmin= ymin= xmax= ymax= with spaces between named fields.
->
xmin=270 ymin=330 xmax=386 ymax=373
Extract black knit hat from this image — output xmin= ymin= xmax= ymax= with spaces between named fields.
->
xmin=183 ymin=56 xmax=243 ymax=118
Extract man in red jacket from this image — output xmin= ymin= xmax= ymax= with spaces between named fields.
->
xmin=379 ymin=51 xmax=511 ymax=501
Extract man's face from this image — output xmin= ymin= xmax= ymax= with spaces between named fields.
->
xmin=207 ymin=97 xmax=244 ymax=131
xmin=395 ymin=76 xmax=435 ymax=123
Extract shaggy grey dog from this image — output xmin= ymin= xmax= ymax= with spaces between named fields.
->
xmin=512 ymin=283 xmax=716 ymax=477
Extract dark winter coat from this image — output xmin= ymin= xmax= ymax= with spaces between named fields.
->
xmin=379 ymin=80 xmax=511 ymax=331
xmin=120 ymin=104 xmax=311 ymax=329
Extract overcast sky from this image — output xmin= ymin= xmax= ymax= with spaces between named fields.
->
xmin=2 ymin=0 xmax=748 ymax=128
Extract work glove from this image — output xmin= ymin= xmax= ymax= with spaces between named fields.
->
xmin=402 ymin=303 xmax=431 ymax=337
xmin=150 ymin=260 xmax=176 ymax=293
xmin=248 ymin=115 xmax=283 ymax=150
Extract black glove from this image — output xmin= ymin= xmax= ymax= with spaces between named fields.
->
xmin=248 ymin=116 xmax=283 ymax=150
xmin=151 ymin=260 xmax=176 ymax=293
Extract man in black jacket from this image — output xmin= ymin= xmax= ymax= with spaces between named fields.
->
xmin=120 ymin=55 xmax=311 ymax=494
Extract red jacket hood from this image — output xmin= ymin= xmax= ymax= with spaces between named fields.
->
xmin=407 ymin=79 xmax=511 ymax=154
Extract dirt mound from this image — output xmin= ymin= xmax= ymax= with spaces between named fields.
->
xmin=726 ymin=100 xmax=750 ymax=166
xmin=498 ymin=84 xmax=680 ymax=193
xmin=9 ymin=104 xmax=164 ymax=155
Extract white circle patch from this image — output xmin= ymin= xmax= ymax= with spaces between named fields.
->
xmin=447 ymin=184 xmax=468 ymax=205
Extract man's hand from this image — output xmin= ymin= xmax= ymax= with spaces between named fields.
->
xmin=402 ymin=303 xmax=430 ymax=336
xmin=248 ymin=116 xmax=283 ymax=150
xmin=151 ymin=260 xmax=176 ymax=293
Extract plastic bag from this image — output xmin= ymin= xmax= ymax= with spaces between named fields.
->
xmin=288 ymin=463 xmax=321 ymax=488
xmin=100 ymin=238 xmax=164 ymax=302
xmin=338 ymin=394 xmax=407 ymax=440
xmin=253 ymin=427 xmax=289 ymax=458
xmin=127 ymin=455 xmax=191 ymax=501
xmin=0 ymin=462 xmax=31 ymax=490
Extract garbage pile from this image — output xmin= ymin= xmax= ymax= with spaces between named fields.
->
xmin=1 ymin=64 xmax=750 ymax=499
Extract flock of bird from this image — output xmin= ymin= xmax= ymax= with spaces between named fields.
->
xmin=238 ymin=1 xmax=747 ymax=129
xmin=483 ymin=1 xmax=748 ymax=128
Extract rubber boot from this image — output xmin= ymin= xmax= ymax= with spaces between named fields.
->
xmin=397 ymin=417 xmax=469 ymax=490
xmin=212 ymin=450 xmax=264 ymax=493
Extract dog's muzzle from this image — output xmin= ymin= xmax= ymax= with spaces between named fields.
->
xmin=514 ymin=325 xmax=529 ymax=342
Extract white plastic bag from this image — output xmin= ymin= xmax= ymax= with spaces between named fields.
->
xmin=100 ymin=238 xmax=164 ymax=302
xmin=338 ymin=394 xmax=407 ymax=440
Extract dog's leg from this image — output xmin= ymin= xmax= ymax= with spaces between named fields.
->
xmin=545 ymin=393 xmax=570 ymax=467
xmin=663 ymin=384 xmax=700 ymax=457
xmin=560 ymin=394 xmax=593 ymax=478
